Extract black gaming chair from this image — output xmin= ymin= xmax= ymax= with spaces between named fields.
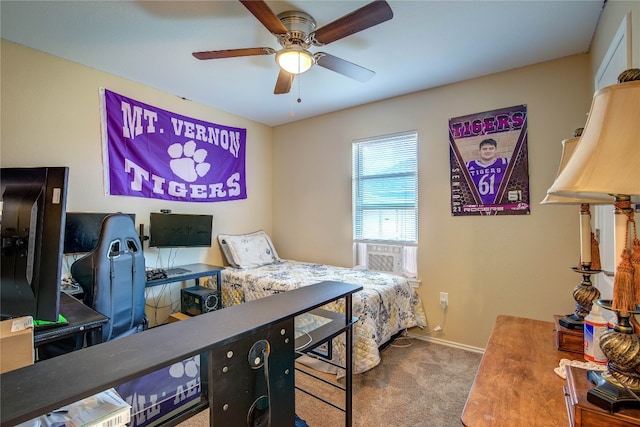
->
xmin=71 ymin=213 xmax=148 ymax=343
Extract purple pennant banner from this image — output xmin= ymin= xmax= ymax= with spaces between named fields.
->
xmin=101 ymin=89 xmax=247 ymax=202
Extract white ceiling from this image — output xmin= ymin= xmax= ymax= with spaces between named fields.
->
xmin=1 ymin=1 xmax=605 ymax=127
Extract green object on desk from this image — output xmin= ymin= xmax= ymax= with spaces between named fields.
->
xmin=34 ymin=314 xmax=68 ymax=327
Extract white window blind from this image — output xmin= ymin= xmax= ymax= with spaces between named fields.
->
xmin=352 ymin=131 xmax=418 ymax=243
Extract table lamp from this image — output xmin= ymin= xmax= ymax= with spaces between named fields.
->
xmin=547 ymin=68 xmax=640 ymax=411
xmin=541 ymin=131 xmax=605 ymax=330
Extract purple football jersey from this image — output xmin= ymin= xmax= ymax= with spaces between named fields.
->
xmin=465 ymin=158 xmax=509 ymax=204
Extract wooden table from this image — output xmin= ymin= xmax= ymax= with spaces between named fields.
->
xmin=461 ymin=315 xmax=577 ymax=426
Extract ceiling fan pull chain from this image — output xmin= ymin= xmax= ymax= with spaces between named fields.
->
xmin=289 ymin=75 xmax=303 ymax=118
xmin=289 ymin=82 xmax=295 ymax=118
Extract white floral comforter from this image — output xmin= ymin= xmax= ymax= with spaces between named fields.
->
xmin=220 ymin=260 xmax=426 ymax=375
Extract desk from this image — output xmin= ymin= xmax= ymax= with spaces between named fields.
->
xmin=1 ymin=281 xmax=362 ymax=426
xmin=145 ymin=263 xmax=223 ymax=291
xmin=461 ymin=315 xmax=576 ymax=426
xmin=34 ymin=293 xmax=108 ymax=349
xmin=294 ymin=308 xmax=358 ymax=427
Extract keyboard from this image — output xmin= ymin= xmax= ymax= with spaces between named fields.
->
xmin=145 ymin=267 xmax=191 ymax=282
xmin=146 ymin=268 xmax=168 ymax=281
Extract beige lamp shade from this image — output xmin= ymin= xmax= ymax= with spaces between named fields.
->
xmin=541 ymin=137 xmax=610 ymax=205
xmin=546 ymin=80 xmax=640 ymax=202
xmin=542 ymin=138 xmax=605 ymax=267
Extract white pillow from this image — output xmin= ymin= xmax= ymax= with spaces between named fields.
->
xmin=217 ymin=231 xmax=280 ymax=268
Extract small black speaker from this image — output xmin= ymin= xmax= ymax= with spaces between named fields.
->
xmin=180 ymin=285 xmax=221 ymax=316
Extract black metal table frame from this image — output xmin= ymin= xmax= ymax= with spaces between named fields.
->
xmin=144 ymin=263 xmax=223 ymax=291
xmin=294 ymin=307 xmax=358 ymax=427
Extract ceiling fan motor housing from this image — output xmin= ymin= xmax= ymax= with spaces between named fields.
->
xmin=277 ymin=11 xmax=316 ymax=48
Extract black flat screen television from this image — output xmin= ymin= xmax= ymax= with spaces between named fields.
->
xmin=1 ymin=167 xmax=69 ymax=321
xmin=149 ymin=213 xmax=213 ymax=248
xmin=64 ymin=212 xmax=136 ymax=254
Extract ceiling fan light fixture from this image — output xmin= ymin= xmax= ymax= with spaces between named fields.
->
xmin=276 ymin=46 xmax=314 ymax=74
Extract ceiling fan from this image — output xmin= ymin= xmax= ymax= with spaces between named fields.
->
xmin=192 ymin=0 xmax=393 ymax=95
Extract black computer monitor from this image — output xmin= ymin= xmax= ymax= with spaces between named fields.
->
xmin=64 ymin=212 xmax=136 ymax=254
xmin=1 ymin=167 xmax=69 ymax=322
xmin=149 ymin=212 xmax=213 ymax=248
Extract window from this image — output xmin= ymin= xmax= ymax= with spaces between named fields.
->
xmin=352 ymin=131 xmax=418 ymax=243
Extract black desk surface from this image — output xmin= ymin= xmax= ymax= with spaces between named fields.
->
xmin=145 ymin=263 xmax=223 ymax=287
xmin=1 ymin=281 xmax=362 ymax=426
xmin=34 ymin=293 xmax=108 ymax=346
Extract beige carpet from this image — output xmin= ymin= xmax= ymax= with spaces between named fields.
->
xmin=178 ymin=337 xmax=482 ymax=426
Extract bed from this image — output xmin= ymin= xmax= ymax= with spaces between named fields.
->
xmin=217 ymin=231 xmax=427 ymax=375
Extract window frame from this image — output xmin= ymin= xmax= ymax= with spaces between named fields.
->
xmin=352 ymin=130 xmax=418 ymax=245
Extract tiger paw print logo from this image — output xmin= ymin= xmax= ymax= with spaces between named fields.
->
xmin=168 ymin=140 xmax=211 ymax=182
xmin=168 ymin=355 xmax=199 ymax=380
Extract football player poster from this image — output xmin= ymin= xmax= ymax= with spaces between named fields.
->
xmin=448 ymin=104 xmax=530 ymax=216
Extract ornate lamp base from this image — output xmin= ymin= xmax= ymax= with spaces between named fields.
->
xmin=559 ymin=267 xmax=601 ymax=330
xmin=586 ymin=301 xmax=640 ymax=413
xmin=587 ymin=370 xmax=640 ymax=412
xmin=559 ymin=313 xmax=586 ymax=329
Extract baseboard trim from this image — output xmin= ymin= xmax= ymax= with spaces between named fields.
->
xmin=407 ymin=332 xmax=485 ymax=354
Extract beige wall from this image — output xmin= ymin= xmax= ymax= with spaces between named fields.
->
xmin=1 ymin=40 xmax=273 ymax=324
xmin=589 ymin=0 xmax=639 ymax=78
xmin=272 ymin=54 xmax=594 ymax=349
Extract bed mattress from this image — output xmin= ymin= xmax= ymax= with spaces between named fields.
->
xmin=220 ymin=260 xmax=426 ymax=375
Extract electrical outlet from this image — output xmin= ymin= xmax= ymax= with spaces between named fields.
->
xmin=439 ymin=292 xmax=448 ymax=310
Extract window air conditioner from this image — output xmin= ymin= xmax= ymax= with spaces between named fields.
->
xmin=366 ymin=244 xmax=403 ymax=274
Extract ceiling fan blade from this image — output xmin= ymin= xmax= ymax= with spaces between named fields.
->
xmin=314 ymin=53 xmax=375 ymax=82
xmin=274 ymin=69 xmax=294 ymax=94
xmin=239 ymin=0 xmax=288 ymax=35
xmin=193 ymin=47 xmax=275 ymax=60
xmin=310 ymin=0 xmax=393 ymax=46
